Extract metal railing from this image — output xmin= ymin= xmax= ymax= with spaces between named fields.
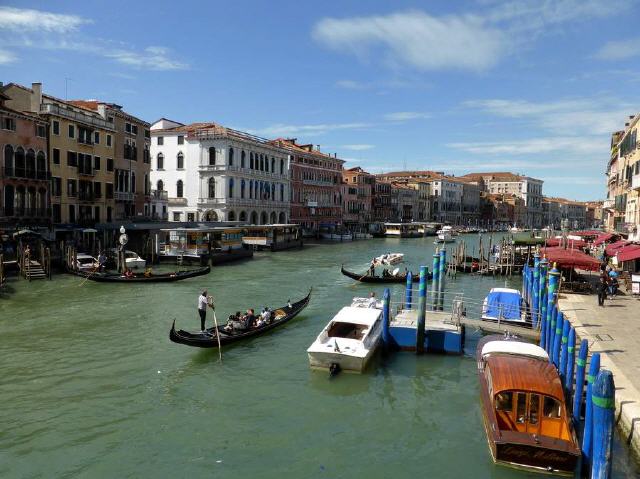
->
xmin=3 ymin=167 xmax=49 ymax=180
xmin=0 ymin=207 xmax=51 ymax=218
xmin=40 ymin=103 xmax=115 ymax=130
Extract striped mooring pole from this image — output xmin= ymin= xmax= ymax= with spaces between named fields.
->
xmin=532 ymin=253 xmax=540 ymax=326
xmin=552 ymin=311 xmax=564 ymax=367
xmin=572 ymin=339 xmax=589 ymax=424
xmin=381 ymin=287 xmax=391 ymax=352
xmin=416 ymin=265 xmax=427 ymax=354
xmin=431 ymin=251 xmax=440 ymax=311
xmin=405 ymin=272 xmax=413 ymax=310
xmin=545 ymin=265 xmax=561 ymax=350
xmin=559 ymin=319 xmax=570 ymax=385
xmin=582 ymin=353 xmax=601 ymax=472
xmin=438 ymin=248 xmax=446 ymax=311
xmin=591 ymin=369 xmax=615 ymax=479
xmin=565 ymin=327 xmax=576 ymax=399
xmin=538 ymin=258 xmax=548 ymax=330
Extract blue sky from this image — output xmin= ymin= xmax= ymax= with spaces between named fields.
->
xmin=2 ymin=0 xmax=640 ymax=200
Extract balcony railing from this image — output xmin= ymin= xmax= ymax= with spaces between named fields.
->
xmin=150 ymin=190 xmax=168 ymax=200
xmin=40 ymin=103 xmax=115 ymax=131
xmin=3 ymin=167 xmax=50 ymax=181
xmin=0 ymin=207 xmax=51 ymax=218
xmin=168 ymin=197 xmax=188 ymax=206
xmin=78 ymin=192 xmax=95 ymax=202
xmin=115 ymin=191 xmax=135 ymax=201
xmin=199 ymin=163 xmax=288 ymax=179
xmin=197 ymin=197 xmax=288 ymax=208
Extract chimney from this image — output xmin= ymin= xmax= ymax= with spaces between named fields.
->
xmin=31 ymin=82 xmax=42 ymax=113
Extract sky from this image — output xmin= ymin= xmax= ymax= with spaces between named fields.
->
xmin=2 ymin=0 xmax=640 ymax=201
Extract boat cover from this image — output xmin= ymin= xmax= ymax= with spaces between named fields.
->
xmin=481 ymin=340 xmax=549 ymax=361
xmin=485 ymin=289 xmax=521 ymax=320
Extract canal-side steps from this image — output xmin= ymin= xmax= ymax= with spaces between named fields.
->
xmin=20 ymin=260 xmax=47 ymax=280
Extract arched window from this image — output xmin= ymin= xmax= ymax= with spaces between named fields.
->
xmin=239 ymin=211 xmax=247 ymax=222
xmin=157 ymin=153 xmax=164 ymax=169
xmin=208 ymin=177 xmax=215 ymax=198
xmin=176 ymin=180 xmax=183 ymax=198
xmin=14 ymin=147 xmax=25 ymax=176
xmin=36 ymin=151 xmax=46 ymax=175
xmin=157 ymin=180 xmax=164 ymax=191
xmin=280 ymin=184 xmax=284 ymax=201
xmin=26 ymin=149 xmax=36 ymax=178
xmin=278 ymin=212 xmax=286 ymax=223
xmin=260 ymin=155 xmax=264 ymax=171
xmin=241 ymin=150 xmax=246 ymax=168
xmin=229 ymin=147 xmax=234 ymax=166
xmin=280 ymin=158 xmax=284 ymax=175
xmin=250 ymin=152 xmax=254 ymax=169
xmin=228 ymin=211 xmax=236 ymax=221
xmin=229 ymin=178 xmax=234 ymax=198
xmin=265 ymin=156 xmax=269 ymax=172
xmin=4 ymin=145 xmax=14 ymax=173
xmin=271 ymin=183 xmax=275 ymax=200
xmin=177 ymin=152 xmax=184 ymax=169
xmin=249 ymin=180 xmax=253 ymax=199
xmin=271 ymin=157 xmax=275 ymax=173
xmin=241 ymin=179 xmax=245 ymax=199
xmin=209 ymin=147 xmax=216 ymax=166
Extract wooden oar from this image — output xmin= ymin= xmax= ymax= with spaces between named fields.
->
xmin=208 ymin=296 xmax=222 ymax=361
xmin=78 ymin=264 xmax=100 ymax=287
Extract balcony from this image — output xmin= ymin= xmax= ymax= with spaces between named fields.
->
xmin=78 ymin=192 xmax=95 ymax=202
xmin=0 ymin=207 xmax=51 ymax=218
xmin=115 ymin=191 xmax=135 ymax=202
xmin=150 ymin=190 xmax=168 ymax=200
xmin=78 ymin=166 xmax=94 ymax=176
xmin=3 ymin=167 xmax=50 ymax=181
xmin=197 ymin=197 xmax=288 ymax=208
xmin=303 ymin=179 xmax=334 ymax=187
xmin=168 ymin=197 xmax=188 ymax=206
xmin=40 ymin=103 xmax=115 ymax=131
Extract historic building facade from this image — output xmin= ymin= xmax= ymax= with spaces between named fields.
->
xmin=151 ymin=120 xmax=290 ymax=224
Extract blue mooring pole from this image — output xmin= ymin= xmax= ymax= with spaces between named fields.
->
xmin=552 ymin=311 xmax=564 ymax=367
xmin=405 ymin=272 xmax=413 ymax=310
xmin=582 ymin=352 xmax=601 ymax=472
xmin=522 ymin=263 xmax=528 ymax=303
xmin=416 ymin=266 xmax=427 ymax=354
xmin=591 ymin=369 xmax=615 ymax=479
xmin=559 ymin=319 xmax=570 ymax=384
xmin=566 ymin=327 xmax=576 ymax=399
xmin=438 ymin=248 xmax=446 ymax=311
xmin=538 ymin=259 xmax=548 ymax=330
xmin=548 ymin=300 xmax=557 ymax=356
xmin=382 ymin=287 xmax=391 ymax=352
xmin=572 ymin=339 xmax=589 ymax=424
xmin=431 ymin=251 xmax=440 ymax=311
xmin=532 ymin=253 xmax=540 ymax=325
xmin=546 ymin=265 xmax=560 ymax=351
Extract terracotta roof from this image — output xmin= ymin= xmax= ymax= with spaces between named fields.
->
xmin=270 ymin=138 xmax=344 ymax=162
xmin=486 ymin=354 xmax=564 ymax=400
xmin=69 ymin=100 xmax=100 ymax=111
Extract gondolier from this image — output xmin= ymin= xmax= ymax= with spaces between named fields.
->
xmin=198 ymin=289 xmax=212 ymax=331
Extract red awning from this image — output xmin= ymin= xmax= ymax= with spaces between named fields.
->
xmin=541 ymin=247 xmax=601 ymax=271
xmin=545 ymin=238 xmax=587 ymax=248
xmin=572 ymin=230 xmax=602 ymax=238
xmin=606 ymin=240 xmax=629 ymax=256
xmin=593 ymin=233 xmax=615 ymax=246
xmin=616 ymin=244 xmax=640 ymax=263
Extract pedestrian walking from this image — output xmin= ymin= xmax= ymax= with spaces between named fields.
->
xmin=597 ymin=276 xmax=607 ymax=307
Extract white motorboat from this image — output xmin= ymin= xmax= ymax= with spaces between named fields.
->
xmin=320 ymin=232 xmax=353 ymax=241
xmin=75 ymin=253 xmax=99 ymax=272
xmin=481 ymin=287 xmax=528 ymax=325
xmin=109 ymin=249 xmax=147 ymax=269
xmin=307 ymin=301 xmax=383 ymax=373
xmin=374 ymin=253 xmax=404 ymax=266
xmin=435 ymin=225 xmax=456 ymax=243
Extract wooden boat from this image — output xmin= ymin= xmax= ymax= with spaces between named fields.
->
xmin=341 ymin=265 xmax=425 ymax=283
xmin=307 ymin=301 xmax=383 ymax=373
xmin=71 ymin=266 xmax=211 ymax=283
xmin=169 ymin=290 xmax=311 ymax=348
xmin=477 ymin=335 xmax=580 ymax=475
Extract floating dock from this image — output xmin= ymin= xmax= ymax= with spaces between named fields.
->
xmin=389 ymin=309 xmax=464 ymax=354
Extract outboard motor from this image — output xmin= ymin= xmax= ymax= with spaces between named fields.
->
xmin=329 ymin=362 xmax=341 ymax=378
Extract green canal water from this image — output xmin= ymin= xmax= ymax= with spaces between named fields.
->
xmin=1 ymin=236 xmax=638 ymax=478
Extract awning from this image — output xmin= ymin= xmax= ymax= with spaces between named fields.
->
xmin=572 ymin=230 xmax=602 ymax=238
xmin=606 ymin=240 xmax=629 ymax=256
xmin=541 ymin=247 xmax=601 ymax=271
xmin=616 ymin=244 xmax=640 ymax=263
xmin=593 ymin=233 xmax=616 ymax=245
xmin=545 ymin=238 xmax=586 ymax=248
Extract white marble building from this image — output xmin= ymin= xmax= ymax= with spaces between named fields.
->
xmin=150 ymin=119 xmax=290 ymax=223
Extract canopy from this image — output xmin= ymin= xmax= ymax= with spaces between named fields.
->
xmin=541 ymin=247 xmax=601 ymax=271
xmin=617 ymin=244 xmax=640 ymax=263
xmin=485 ymin=289 xmax=522 ymax=320
xmin=593 ymin=233 xmax=616 ymax=246
xmin=606 ymin=240 xmax=629 ymax=256
xmin=572 ymin=230 xmax=602 ymax=238
xmin=545 ymin=238 xmax=586 ymax=248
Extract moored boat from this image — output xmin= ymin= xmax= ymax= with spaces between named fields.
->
xmin=71 ymin=266 xmax=210 ymax=283
xmin=481 ymin=288 xmax=529 ymax=326
xmin=373 ymin=253 xmax=404 ymax=266
xmin=169 ymin=290 xmax=311 ymax=348
xmin=307 ymin=299 xmax=383 ymax=373
xmin=435 ymin=226 xmax=456 ymax=243
xmin=477 ymin=335 xmax=580 ymax=475
xmin=340 ymin=265 xmax=423 ymax=283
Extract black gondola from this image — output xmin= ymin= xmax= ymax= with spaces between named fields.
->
xmin=71 ymin=266 xmax=211 ymax=283
xmin=169 ymin=289 xmax=312 ymax=348
xmin=341 ymin=265 xmax=429 ymax=284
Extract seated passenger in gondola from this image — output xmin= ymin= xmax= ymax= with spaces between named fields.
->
xmin=124 ymin=268 xmax=135 ymax=279
xmin=382 ymin=268 xmax=389 ymax=277
xmin=243 ymin=309 xmax=256 ymax=329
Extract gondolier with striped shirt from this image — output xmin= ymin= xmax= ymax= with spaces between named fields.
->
xmin=198 ymin=290 xmax=212 ymax=332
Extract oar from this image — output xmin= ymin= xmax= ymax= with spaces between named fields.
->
xmin=78 ymin=264 xmax=100 ymax=287
xmin=212 ymin=309 xmax=222 ymax=362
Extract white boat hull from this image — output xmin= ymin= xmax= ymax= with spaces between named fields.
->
xmin=126 ymin=258 xmax=146 ymax=269
xmin=307 ymin=336 xmax=380 ymax=373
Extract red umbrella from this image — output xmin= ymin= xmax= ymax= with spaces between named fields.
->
xmin=540 ymin=247 xmax=601 ymax=271
xmin=616 ymin=244 xmax=640 ymax=263
xmin=545 ymin=238 xmax=587 ymax=248
xmin=605 ymin=240 xmax=629 ymax=256
xmin=593 ymin=233 xmax=616 ymax=246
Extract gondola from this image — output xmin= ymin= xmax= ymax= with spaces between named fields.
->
xmin=71 ymin=266 xmax=210 ymax=283
xmin=341 ymin=265 xmax=428 ymax=284
xmin=169 ymin=289 xmax=312 ymax=348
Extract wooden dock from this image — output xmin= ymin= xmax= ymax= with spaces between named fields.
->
xmin=457 ymin=317 xmax=540 ymax=341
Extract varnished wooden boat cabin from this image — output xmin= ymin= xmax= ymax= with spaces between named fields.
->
xmin=476 ymin=335 xmax=580 ymax=475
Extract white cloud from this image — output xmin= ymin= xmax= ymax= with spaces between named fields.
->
xmin=106 ymin=46 xmax=187 ymax=71
xmin=384 ymin=111 xmax=431 ymax=121
xmin=342 ymin=144 xmax=375 ymax=151
xmin=595 ymin=37 xmax=640 ymax=61
xmin=335 ymin=79 xmax=367 ymax=90
xmin=0 ymin=47 xmax=15 ymax=64
xmin=0 ymin=6 xmax=89 ymax=32
xmin=313 ymin=10 xmax=506 ymax=72
xmin=313 ymin=1 xmax=628 ymax=72
xmin=252 ymin=122 xmax=371 ymax=138
xmin=447 ymin=136 xmax=603 ymax=155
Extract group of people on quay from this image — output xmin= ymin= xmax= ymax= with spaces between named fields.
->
xmin=597 ymin=263 xmax=620 ymax=307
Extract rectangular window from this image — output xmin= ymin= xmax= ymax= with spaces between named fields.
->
xmin=94 ymin=156 xmax=101 ymax=171
xmin=144 ymin=129 xmax=150 ymax=139
xmin=125 ymin=122 xmax=131 ymax=133
xmin=106 ymin=183 xmax=114 ymax=199
xmin=67 ymin=151 xmax=77 ymax=167
xmin=36 ymin=124 xmax=46 ymax=138
xmin=52 ymin=120 xmax=60 ymax=135
xmin=178 ymin=135 xmax=184 ymax=145
xmin=94 ymin=182 xmax=102 ymax=198
xmin=67 ymin=179 xmax=77 ymax=197
xmin=68 ymin=124 xmax=75 ymax=139
xmin=3 ymin=117 xmax=16 ymax=131
xmin=94 ymin=131 xmax=100 ymax=144
xmin=132 ymin=124 xmax=138 ymax=135
xmin=106 ymin=134 xmax=112 ymax=147
xmin=107 ymin=158 xmax=114 ymax=171
xmin=173 ymin=212 xmax=181 ymax=221
xmin=68 ymin=205 xmax=76 ymax=223
xmin=52 ymin=204 xmax=61 ymax=223
xmin=94 ymin=206 xmax=100 ymax=221
xmin=187 ymin=212 xmax=195 ymax=221
xmin=53 ymin=148 xmax=60 ymax=165
xmin=51 ymin=177 xmax=62 ymax=196
xmin=157 ymin=136 xmax=164 ymax=145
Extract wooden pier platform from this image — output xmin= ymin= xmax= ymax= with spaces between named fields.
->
xmin=457 ymin=317 xmax=540 ymax=341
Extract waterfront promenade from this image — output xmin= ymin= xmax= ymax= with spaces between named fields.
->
xmin=560 ymin=292 xmax=640 ymax=460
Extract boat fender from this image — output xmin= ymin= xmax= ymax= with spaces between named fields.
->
xmin=329 ymin=363 xmax=341 ymax=378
